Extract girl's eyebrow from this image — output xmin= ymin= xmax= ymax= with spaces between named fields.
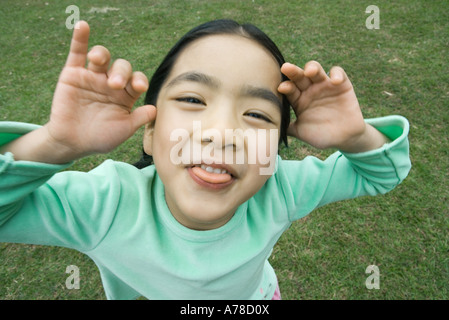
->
xmin=166 ymin=71 xmax=281 ymax=109
xmin=241 ymin=85 xmax=282 ymax=110
xmin=166 ymin=71 xmax=220 ymax=89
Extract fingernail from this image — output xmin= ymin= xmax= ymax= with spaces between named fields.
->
xmin=278 ymin=82 xmax=287 ymax=91
xmin=135 ymin=79 xmax=147 ymax=88
xmin=333 ymin=74 xmax=343 ymax=82
xmin=110 ymin=75 xmax=123 ymax=85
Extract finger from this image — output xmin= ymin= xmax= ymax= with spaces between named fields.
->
xmin=66 ymin=20 xmax=90 ymax=67
xmin=87 ymin=45 xmax=111 ymax=73
xmin=125 ymin=71 xmax=149 ymax=99
xmin=329 ymin=66 xmax=347 ymax=85
xmin=281 ymin=62 xmax=312 ymax=91
xmin=304 ymin=61 xmax=328 ymax=83
xmin=107 ymin=58 xmax=132 ymax=90
xmin=278 ymin=80 xmax=301 ymax=107
xmin=130 ymin=105 xmax=157 ymax=131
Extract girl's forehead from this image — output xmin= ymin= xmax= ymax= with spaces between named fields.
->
xmin=168 ymin=34 xmax=282 ymax=88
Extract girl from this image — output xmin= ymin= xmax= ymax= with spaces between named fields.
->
xmin=0 ymin=20 xmax=410 ymax=299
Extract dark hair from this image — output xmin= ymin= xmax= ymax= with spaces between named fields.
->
xmin=134 ymin=19 xmax=290 ymax=169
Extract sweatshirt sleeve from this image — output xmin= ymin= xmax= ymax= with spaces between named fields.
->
xmin=274 ymin=115 xmax=411 ymax=222
xmin=0 ymin=122 xmax=118 ymax=251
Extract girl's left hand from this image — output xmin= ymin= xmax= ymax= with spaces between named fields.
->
xmin=278 ymin=61 xmax=371 ymax=152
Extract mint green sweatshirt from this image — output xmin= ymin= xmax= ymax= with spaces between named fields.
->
xmin=0 ymin=116 xmax=411 ymax=299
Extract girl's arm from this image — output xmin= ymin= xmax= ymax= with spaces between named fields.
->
xmin=0 ymin=21 xmax=156 ymax=164
xmin=0 ymin=21 xmax=157 ymax=249
xmin=274 ymin=114 xmax=411 ymax=222
xmin=278 ymin=61 xmax=389 ymax=153
xmin=0 ymin=134 xmax=123 ymax=250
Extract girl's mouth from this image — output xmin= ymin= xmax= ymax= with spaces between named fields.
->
xmin=187 ymin=164 xmax=235 ymax=189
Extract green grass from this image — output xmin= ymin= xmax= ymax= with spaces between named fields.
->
xmin=1 ymin=0 xmax=448 ymax=300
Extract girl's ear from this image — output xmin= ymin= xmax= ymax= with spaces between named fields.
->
xmin=143 ymin=122 xmax=155 ymax=156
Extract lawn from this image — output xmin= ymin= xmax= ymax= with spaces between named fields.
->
xmin=0 ymin=0 xmax=448 ymax=300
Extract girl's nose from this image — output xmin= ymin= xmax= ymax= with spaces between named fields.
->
xmin=193 ymin=108 xmax=244 ymax=152
xmin=200 ymin=127 xmax=244 ymax=152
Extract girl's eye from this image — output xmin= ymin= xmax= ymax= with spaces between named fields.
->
xmin=245 ymin=112 xmax=272 ymax=123
xmin=176 ymin=97 xmax=204 ymax=105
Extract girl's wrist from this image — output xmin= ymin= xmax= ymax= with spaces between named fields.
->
xmin=0 ymin=125 xmax=82 ymax=164
xmin=338 ymin=124 xmax=390 ymax=154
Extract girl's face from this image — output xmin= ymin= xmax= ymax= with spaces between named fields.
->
xmin=144 ymin=35 xmax=283 ymax=230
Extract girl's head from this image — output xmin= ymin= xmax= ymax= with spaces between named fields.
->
xmin=135 ymin=19 xmax=290 ymax=168
xmin=141 ymin=19 xmax=291 ymax=230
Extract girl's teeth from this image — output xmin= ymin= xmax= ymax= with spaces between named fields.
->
xmin=200 ymin=164 xmax=228 ymax=175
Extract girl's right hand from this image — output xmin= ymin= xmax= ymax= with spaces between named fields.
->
xmin=44 ymin=21 xmax=156 ymax=160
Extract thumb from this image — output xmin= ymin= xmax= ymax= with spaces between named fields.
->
xmin=287 ymin=122 xmax=299 ymax=138
xmin=130 ymin=105 xmax=157 ymax=130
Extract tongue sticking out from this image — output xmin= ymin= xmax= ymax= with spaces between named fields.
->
xmin=191 ymin=166 xmax=232 ymax=184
